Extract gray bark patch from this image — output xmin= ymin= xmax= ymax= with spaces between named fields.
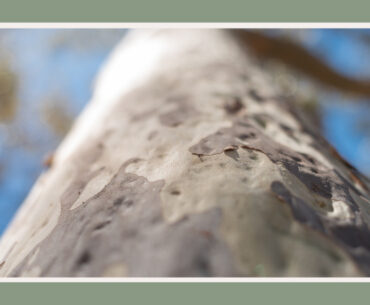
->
xmin=159 ymin=104 xmax=198 ymax=127
xmin=10 ymin=157 xmax=236 ymax=276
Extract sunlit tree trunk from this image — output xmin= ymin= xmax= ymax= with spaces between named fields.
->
xmin=0 ymin=29 xmax=369 ymax=277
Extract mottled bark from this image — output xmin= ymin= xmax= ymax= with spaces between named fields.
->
xmin=0 ymin=29 xmax=370 ymax=277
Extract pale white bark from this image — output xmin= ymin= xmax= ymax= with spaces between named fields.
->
xmin=0 ymin=29 xmax=369 ymax=277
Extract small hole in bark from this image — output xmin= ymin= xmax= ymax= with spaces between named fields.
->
xmin=76 ymin=251 xmax=91 ymax=266
xmin=223 ymin=96 xmax=244 ymax=114
xmin=170 ymin=190 xmax=181 ymax=196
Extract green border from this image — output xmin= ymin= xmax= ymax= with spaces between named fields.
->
xmin=0 ymin=283 xmax=369 ymax=304
xmin=1 ymin=0 xmax=370 ymax=303
xmin=0 ymin=0 xmax=370 ymax=22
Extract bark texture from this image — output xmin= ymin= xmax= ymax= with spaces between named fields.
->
xmin=0 ymin=29 xmax=370 ymax=277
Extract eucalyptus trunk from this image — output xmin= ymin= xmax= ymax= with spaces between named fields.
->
xmin=0 ymin=29 xmax=369 ymax=277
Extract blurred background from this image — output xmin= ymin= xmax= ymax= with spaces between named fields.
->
xmin=0 ymin=29 xmax=369 ymax=235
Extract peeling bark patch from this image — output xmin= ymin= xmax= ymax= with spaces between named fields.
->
xmin=271 ymin=181 xmax=370 ymax=275
xmin=60 ymin=143 xmax=105 ymax=211
xmin=271 ymin=181 xmax=325 ymax=232
xmin=10 ymin=160 xmax=236 ymax=277
xmin=284 ymin=103 xmax=370 ymax=191
xmin=190 ymin=116 xmax=362 ymax=206
xmin=190 ymin=115 xmax=370 ymax=275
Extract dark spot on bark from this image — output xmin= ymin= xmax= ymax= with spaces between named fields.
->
xmin=93 ymin=221 xmax=111 ymax=231
xmin=302 ymin=154 xmax=315 ymax=164
xmin=159 ymin=104 xmax=197 ymax=127
xmin=280 ymin=124 xmax=293 ymax=132
xmin=252 ymin=114 xmax=269 ymax=129
xmin=248 ymin=89 xmax=264 ymax=102
xmin=223 ymin=145 xmax=238 ymax=152
xmin=238 ymin=132 xmax=256 ymax=140
xmin=170 ymin=190 xmax=181 ymax=196
xmin=124 ymin=200 xmax=133 ymax=207
xmin=194 ymin=256 xmax=211 ymax=276
xmin=316 ymin=201 xmax=328 ymax=210
xmin=76 ymin=250 xmax=91 ymax=267
xmin=280 ymin=124 xmax=300 ymax=143
xmin=223 ymin=96 xmax=244 ymax=114
xmin=225 ymin=150 xmax=239 ymax=161
xmin=113 ymin=197 xmax=124 ymax=207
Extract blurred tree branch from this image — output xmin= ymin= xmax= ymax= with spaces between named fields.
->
xmin=231 ymin=29 xmax=370 ymax=100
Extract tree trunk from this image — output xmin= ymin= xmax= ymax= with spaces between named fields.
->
xmin=0 ymin=29 xmax=370 ymax=277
